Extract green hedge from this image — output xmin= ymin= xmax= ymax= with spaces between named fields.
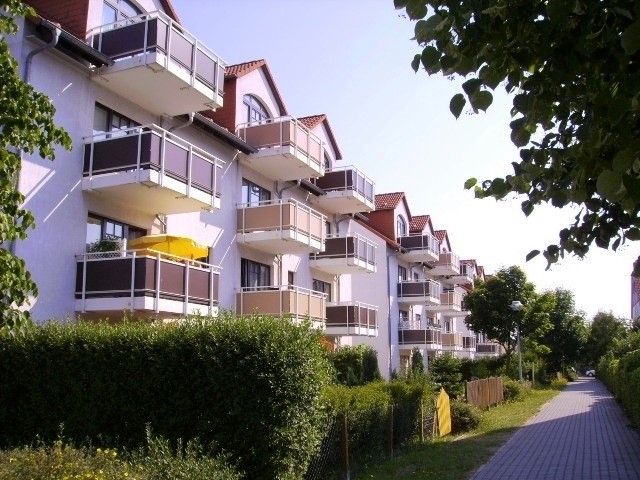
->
xmin=328 ymin=345 xmax=381 ymax=386
xmin=599 ymin=350 xmax=640 ymax=427
xmin=0 ymin=317 xmax=332 ymax=480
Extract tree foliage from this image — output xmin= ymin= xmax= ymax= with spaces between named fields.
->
xmin=396 ymin=0 xmax=640 ymax=266
xmin=542 ymin=289 xmax=588 ymax=371
xmin=0 ymin=0 xmax=71 ymax=329
xmin=584 ymin=311 xmax=628 ymax=365
xmin=464 ymin=266 xmax=553 ymax=356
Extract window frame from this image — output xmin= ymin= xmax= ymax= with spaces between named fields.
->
xmin=241 ymin=258 xmax=271 ymax=289
xmin=312 ymin=279 xmax=332 ymax=302
xmin=241 ymin=178 xmax=271 ymax=206
xmin=399 ymin=310 xmax=409 ymax=322
xmin=102 ymin=0 xmax=142 ymax=24
xmin=86 ymin=213 xmax=146 ymax=248
xmin=398 ymin=265 xmax=408 ymax=282
xmin=243 ymin=94 xmax=271 ymax=124
xmin=396 ymin=215 xmax=407 ymax=237
xmin=93 ymin=103 xmax=139 ymax=136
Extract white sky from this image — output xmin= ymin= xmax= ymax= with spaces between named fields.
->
xmin=174 ymin=0 xmax=638 ymax=320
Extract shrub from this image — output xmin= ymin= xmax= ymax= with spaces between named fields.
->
xmin=0 ymin=437 xmax=240 ymax=480
xmin=329 ymin=345 xmax=382 ymax=386
xmin=460 ymin=356 xmax=507 ymax=381
xmin=502 ymin=378 xmax=526 ymax=401
xmin=429 ymin=353 xmax=463 ymax=398
xmin=600 ymin=350 xmax=640 ymax=427
xmin=550 ymin=377 xmax=568 ymax=390
xmin=450 ymin=400 xmax=481 ymax=433
xmin=0 ymin=316 xmax=331 ymax=480
xmin=410 ymin=349 xmax=425 ymax=377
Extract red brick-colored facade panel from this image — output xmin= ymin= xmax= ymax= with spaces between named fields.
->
xmin=203 ymin=78 xmax=237 ymax=132
xmin=367 ymin=209 xmax=396 ymax=242
xmin=25 ymin=0 xmax=89 ymax=38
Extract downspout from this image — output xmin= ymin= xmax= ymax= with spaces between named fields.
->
xmin=387 ymin=249 xmax=393 ymax=378
xmin=9 ymin=23 xmax=61 ymax=255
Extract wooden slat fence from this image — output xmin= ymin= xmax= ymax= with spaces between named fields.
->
xmin=466 ymin=377 xmax=504 ymax=409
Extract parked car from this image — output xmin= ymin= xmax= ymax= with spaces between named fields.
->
xmin=585 ymin=369 xmax=596 ymax=377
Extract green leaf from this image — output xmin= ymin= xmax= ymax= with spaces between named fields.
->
xmin=462 ymin=78 xmax=482 ymax=96
xmin=526 ymin=250 xmax=540 ymax=261
xmin=627 ymin=228 xmax=640 ymax=241
xmin=621 ymin=20 xmax=640 ymax=55
xmin=596 ymin=170 xmax=624 ymax=201
xmin=479 ymin=65 xmax=503 ymax=89
xmin=449 ymin=93 xmax=466 ymax=119
xmin=421 ymin=46 xmax=441 ymax=73
xmin=414 ymin=14 xmax=443 ymax=42
xmin=612 ymin=148 xmax=637 ymax=173
xmin=464 ymin=177 xmax=477 ymax=189
xmin=521 ymin=200 xmax=534 ymax=216
xmin=394 ymin=0 xmax=409 ymax=8
xmin=406 ymin=0 xmax=428 ymax=19
xmin=470 ymin=90 xmax=493 ymax=112
xmin=411 ymin=54 xmax=421 ymax=72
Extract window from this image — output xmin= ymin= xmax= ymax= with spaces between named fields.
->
xmin=444 ymin=320 xmax=451 ymax=333
xmin=325 ymin=221 xmax=332 ymax=236
xmin=324 ymin=153 xmax=331 ymax=171
xmin=102 ymin=0 xmax=142 ymax=24
xmin=288 ymin=271 xmax=295 ymax=287
xmin=415 ymin=313 xmax=421 ymax=323
xmin=241 ymin=259 xmax=271 ymax=288
xmin=241 ymin=179 xmax=271 ymax=206
xmin=86 ymin=214 xmax=146 ymax=249
xmin=396 ymin=215 xmax=407 ymax=237
xmin=398 ymin=266 xmax=407 ymax=282
xmin=413 ymin=272 xmax=419 ymax=281
xmin=243 ymin=95 xmax=271 ymax=123
xmin=312 ymin=279 xmax=331 ymax=302
xmin=93 ymin=103 xmax=138 ymax=135
xmin=399 ymin=310 xmax=409 ymax=322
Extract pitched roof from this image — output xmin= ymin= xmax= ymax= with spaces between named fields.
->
xmin=298 ymin=114 xmax=343 ymax=160
xmin=224 ymin=59 xmax=288 ymax=116
xmin=160 ymin=0 xmax=180 ymax=22
xmin=409 ymin=215 xmax=432 ymax=233
xmin=355 ymin=219 xmax=401 ymax=251
xmin=375 ymin=192 xmax=404 ymax=210
xmin=434 ymin=229 xmax=452 ymax=251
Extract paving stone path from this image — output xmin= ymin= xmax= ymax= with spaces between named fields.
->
xmin=470 ymin=378 xmax=640 ymax=480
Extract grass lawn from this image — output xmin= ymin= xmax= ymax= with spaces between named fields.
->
xmin=358 ymin=387 xmax=560 ymax=480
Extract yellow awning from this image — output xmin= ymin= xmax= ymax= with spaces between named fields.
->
xmin=128 ymin=234 xmax=209 ymax=260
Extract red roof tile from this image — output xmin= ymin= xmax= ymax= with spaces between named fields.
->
xmin=434 ymin=230 xmax=447 ymax=242
xmin=375 ymin=192 xmax=405 ymax=210
xmin=409 ymin=215 xmax=431 ymax=233
xmin=225 ymin=59 xmax=266 ymax=77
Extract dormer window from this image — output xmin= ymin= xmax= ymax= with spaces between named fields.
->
xmin=397 ymin=215 xmax=407 ymax=237
xmin=102 ymin=0 xmax=142 ymax=24
xmin=243 ymin=95 xmax=271 ymax=123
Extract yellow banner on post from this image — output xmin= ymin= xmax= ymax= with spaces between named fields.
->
xmin=436 ymin=388 xmax=451 ymax=437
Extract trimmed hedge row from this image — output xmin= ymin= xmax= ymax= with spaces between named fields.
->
xmin=0 ymin=317 xmax=332 ymax=480
xmin=598 ymin=350 xmax=640 ymax=427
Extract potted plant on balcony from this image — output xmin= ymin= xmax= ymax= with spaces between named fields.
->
xmin=87 ymin=238 xmax=125 ymax=256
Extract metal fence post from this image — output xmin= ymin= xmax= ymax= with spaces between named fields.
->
xmin=420 ymin=399 xmax=425 ymax=443
xmin=340 ymin=413 xmax=350 ymax=480
xmin=387 ymin=404 xmax=394 ymax=457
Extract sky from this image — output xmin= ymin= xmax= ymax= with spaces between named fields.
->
xmin=174 ymin=0 xmax=638 ymax=320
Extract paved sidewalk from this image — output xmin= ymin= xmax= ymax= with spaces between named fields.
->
xmin=470 ymin=378 xmax=640 ymax=480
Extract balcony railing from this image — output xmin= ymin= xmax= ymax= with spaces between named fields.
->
xmin=476 ymin=343 xmax=501 ymax=354
xmin=75 ymin=250 xmax=220 ymax=316
xmin=431 ymin=251 xmax=461 ymax=276
xmin=398 ymin=320 xmax=441 ymax=346
xmin=440 ymin=291 xmax=463 ymax=310
xmin=398 ymin=233 xmax=440 ymax=264
xmin=312 ymin=166 xmax=375 ymax=213
xmin=397 ymin=279 xmax=441 ymax=303
xmin=309 ymin=233 xmax=376 ymax=274
xmin=442 ymin=332 xmax=463 ymax=348
xmin=463 ymin=336 xmax=476 ymax=349
xmin=83 ymin=125 xmax=223 ymax=213
xmin=236 ymin=117 xmax=325 ymax=181
xmin=87 ymin=11 xmax=225 ymax=115
xmin=236 ymin=285 xmax=326 ymax=324
xmin=236 ymin=198 xmax=326 ymax=254
xmin=325 ymin=301 xmax=377 ymax=336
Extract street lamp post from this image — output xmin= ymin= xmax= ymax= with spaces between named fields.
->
xmin=510 ymin=300 xmax=524 ymax=382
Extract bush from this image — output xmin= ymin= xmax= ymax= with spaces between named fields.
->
xmin=450 ymin=400 xmax=481 ymax=433
xmin=410 ymin=349 xmax=425 ymax=377
xmin=502 ymin=378 xmax=526 ymax=401
xmin=0 ymin=316 xmax=332 ymax=480
xmin=0 ymin=436 xmax=241 ymax=480
xmin=600 ymin=350 xmax=640 ymax=427
xmin=460 ymin=356 xmax=506 ymax=381
xmin=329 ymin=345 xmax=382 ymax=386
xmin=429 ymin=353 xmax=463 ymax=398
xmin=550 ymin=377 xmax=568 ymax=390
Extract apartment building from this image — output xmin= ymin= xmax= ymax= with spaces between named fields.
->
xmin=13 ymin=0 xmax=500 ymax=377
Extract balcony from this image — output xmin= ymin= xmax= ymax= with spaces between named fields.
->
xmin=235 ymin=285 xmax=326 ymax=328
xmin=83 ymin=125 xmax=223 ymax=214
xmin=440 ymin=262 xmax=475 ymax=286
xmin=87 ymin=11 xmax=225 ymax=116
xmin=237 ymin=117 xmax=325 ymax=181
xmin=442 ymin=332 xmax=463 ymax=350
xmin=463 ymin=336 xmax=476 ymax=350
xmin=438 ymin=291 xmax=469 ymax=317
xmin=75 ymin=250 xmax=220 ymax=318
xmin=309 ymin=234 xmax=376 ymax=275
xmin=430 ymin=252 xmax=461 ymax=277
xmin=397 ymin=280 xmax=441 ymax=305
xmin=236 ymin=199 xmax=325 ymax=254
xmin=397 ymin=233 xmax=440 ymax=264
xmin=398 ymin=320 xmax=441 ymax=349
xmin=476 ymin=343 xmax=502 ymax=355
xmin=325 ymin=301 xmax=377 ymax=337
xmin=312 ymin=166 xmax=375 ymax=214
